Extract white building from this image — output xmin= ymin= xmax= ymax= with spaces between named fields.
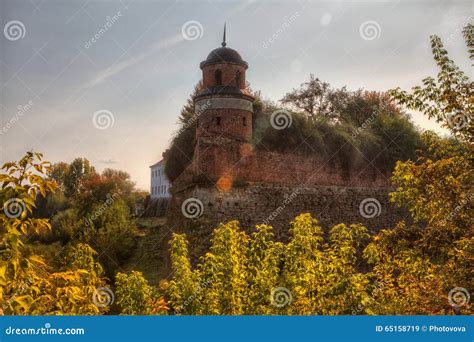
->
xmin=150 ymin=159 xmax=171 ymax=199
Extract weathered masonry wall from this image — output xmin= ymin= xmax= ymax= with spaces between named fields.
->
xmin=167 ymin=184 xmax=409 ymax=244
xmin=193 ymin=139 xmax=391 ymax=189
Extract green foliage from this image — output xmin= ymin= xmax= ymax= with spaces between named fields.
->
xmin=282 ymin=216 xmax=370 ymax=315
xmin=280 ymin=74 xmax=349 ymax=122
xmin=32 ymin=243 xmax=106 ymax=315
xmin=254 ymin=90 xmax=422 ymax=174
xmin=167 ymin=233 xmax=199 ymax=314
xmin=389 ymin=29 xmax=473 ymax=263
xmin=165 ymin=78 xmax=423 ymax=182
xmin=464 ymin=24 xmax=474 ymax=61
xmin=81 ymin=199 xmax=136 ymax=278
xmin=50 ymin=158 xmax=95 ymax=198
xmin=198 ymin=221 xmax=249 ymax=315
xmin=420 ymin=130 xmax=466 ymax=160
xmin=384 ymin=27 xmax=473 ymax=315
xmin=115 ymin=271 xmax=168 ymax=315
xmin=363 ymin=226 xmax=447 ymax=314
xmin=0 ymin=152 xmax=56 ymax=314
xmin=0 ymin=152 xmax=108 ymax=315
xmin=48 ymin=208 xmax=81 ymax=243
xmin=164 ymin=83 xmax=201 ymax=182
xmin=168 ymin=214 xmax=373 ymax=315
xmin=245 ymin=225 xmax=282 ymax=314
xmin=389 ymin=28 xmax=473 ymax=142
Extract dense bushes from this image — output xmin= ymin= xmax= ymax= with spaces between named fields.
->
xmin=164 ymin=81 xmax=423 ymax=181
xmin=167 ymin=214 xmax=371 ymax=315
xmin=0 ymin=153 xmax=160 ymax=315
xmin=253 ymin=90 xmax=422 ymax=173
xmin=115 ymin=271 xmax=168 ymax=315
xmin=167 ymin=212 xmax=471 ymax=315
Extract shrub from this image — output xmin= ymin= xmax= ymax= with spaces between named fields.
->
xmin=115 ymin=271 xmax=168 ymax=315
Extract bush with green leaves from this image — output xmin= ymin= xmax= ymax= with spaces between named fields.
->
xmin=0 ymin=153 xmax=108 ymax=315
xmin=168 ymin=214 xmax=373 ymax=315
xmin=115 ymin=271 xmax=168 ymax=315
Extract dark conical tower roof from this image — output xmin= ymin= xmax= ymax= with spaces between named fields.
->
xmin=200 ymin=24 xmax=248 ymax=69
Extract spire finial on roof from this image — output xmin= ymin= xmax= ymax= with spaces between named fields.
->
xmin=222 ymin=23 xmax=227 ymax=47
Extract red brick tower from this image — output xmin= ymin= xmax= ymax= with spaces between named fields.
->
xmin=193 ymin=27 xmax=254 ymax=184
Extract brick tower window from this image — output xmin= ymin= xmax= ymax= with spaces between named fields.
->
xmin=216 ymin=116 xmax=221 ymax=125
xmin=215 ymin=69 xmax=222 ymax=85
xmin=243 ymin=117 xmax=246 ymax=126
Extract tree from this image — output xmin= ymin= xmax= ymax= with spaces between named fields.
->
xmin=164 ymin=83 xmax=202 ymax=182
xmin=167 ymin=233 xmax=199 ymax=314
xmin=0 ymin=152 xmax=108 ymax=315
xmin=245 ymin=224 xmax=282 ymax=314
xmin=198 ymin=221 xmax=249 ymax=315
xmin=0 ymin=152 xmax=56 ymax=314
xmin=63 ymin=158 xmax=95 ymax=197
xmin=168 ymin=214 xmax=373 ymax=315
xmin=280 ymin=74 xmax=349 ymax=122
xmin=389 ymin=27 xmax=473 ymax=142
xmin=32 ymin=243 xmax=107 ymax=315
xmin=388 ymin=26 xmax=473 ymax=260
xmin=385 ymin=26 xmax=473 ymax=314
xmin=80 ymin=199 xmax=136 ymax=278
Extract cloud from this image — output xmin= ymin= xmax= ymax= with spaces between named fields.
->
xmin=87 ymin=33 xmax=184 ymax=87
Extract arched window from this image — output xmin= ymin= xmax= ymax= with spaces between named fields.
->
xmin=243 ymin=117 xmax=246 ymax=126
xmin=215 ymin=69 xmax=222 ymax=85
xmin=235 ymin=70 xmax=241 ymax=88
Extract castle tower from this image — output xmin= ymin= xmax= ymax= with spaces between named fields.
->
xmin=193 ymin=26 xmax=254 ymax=181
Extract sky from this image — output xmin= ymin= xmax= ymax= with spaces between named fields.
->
xmin=1 ymin=0 xmax=472 ymax=190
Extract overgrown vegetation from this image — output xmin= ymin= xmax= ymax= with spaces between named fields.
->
xmin=0 ymin=153 xmax=165 ymax=315
xmin=1 ymin=26 xmax=471 ymax=316
xmin=165 ymin=77 xmax=423 ymax=182
xmin=166 ymin=211 xmax=471 ymax=315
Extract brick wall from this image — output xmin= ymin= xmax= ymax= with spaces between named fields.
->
xmin=197 ymin=108 xmax=253 ymax=142
xmin=194 ymin=138 xmax=391 ymax=187
xmin=202 ymin=63 xmax=246 ymax=88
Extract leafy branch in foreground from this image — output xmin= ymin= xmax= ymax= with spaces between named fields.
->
xmin=389 ymin=26 xmax=473 ymax=141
